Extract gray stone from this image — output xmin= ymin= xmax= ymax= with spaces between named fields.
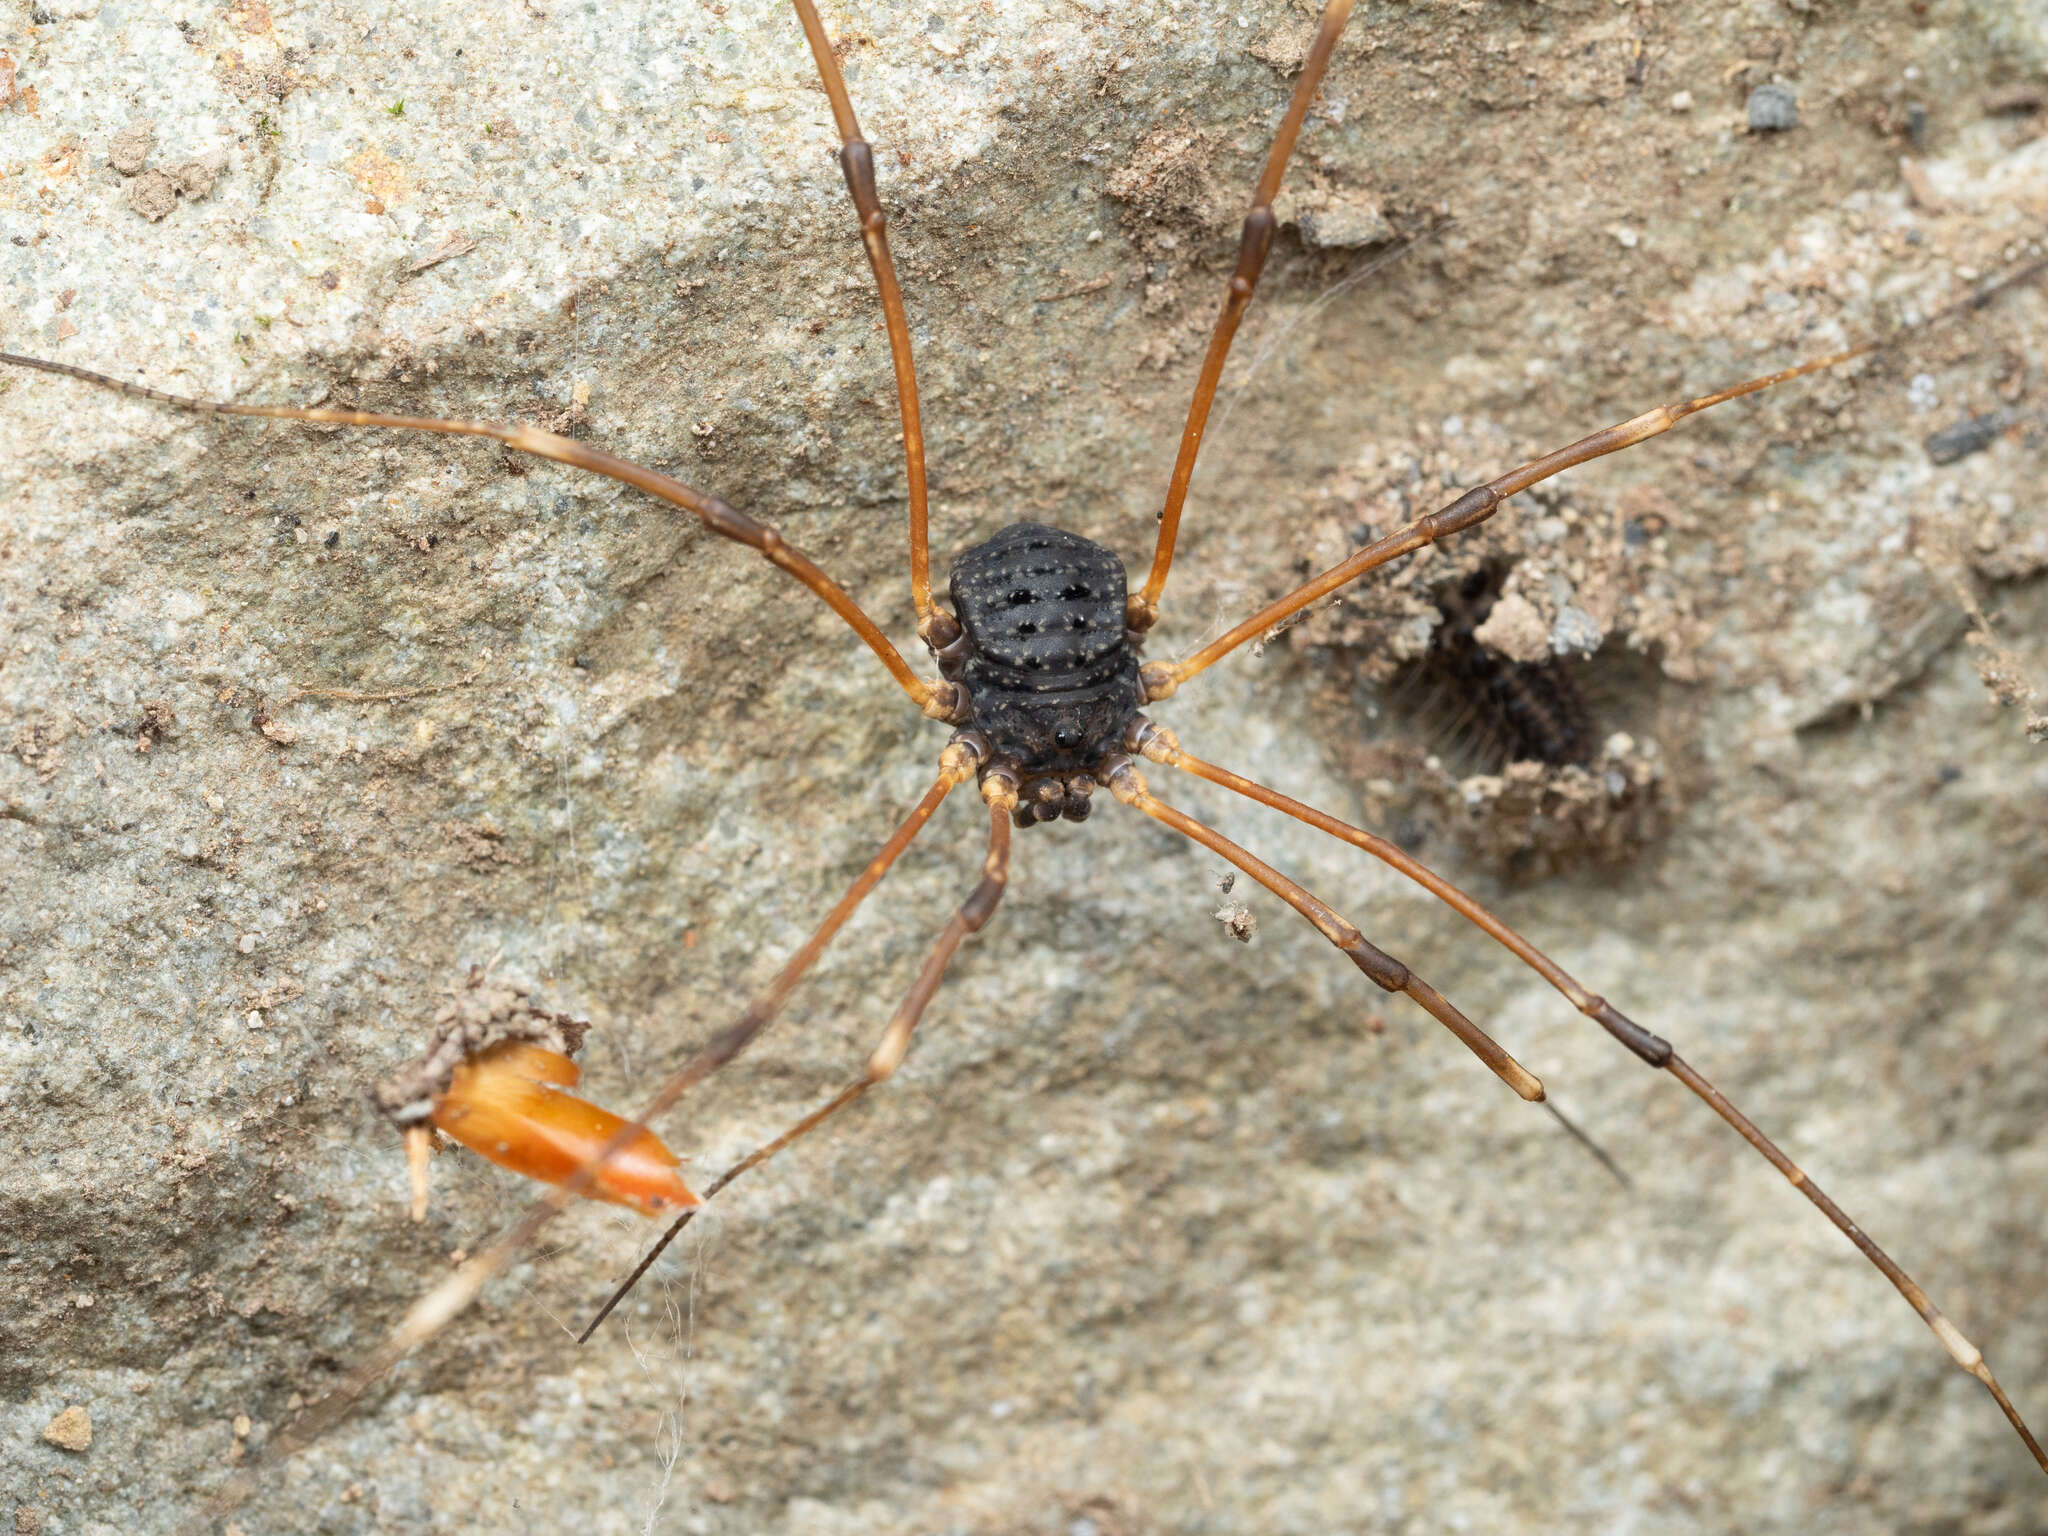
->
xmin=1297 ymin=193 xmax=1393 ymax=251
xmin=1549 ymin=604 xmax=1605 ymax=658
xmin=4 ymin=2 xmax=2047 ymax=1534
xmin=1748 ymin=83 xmax=1802 ymax=134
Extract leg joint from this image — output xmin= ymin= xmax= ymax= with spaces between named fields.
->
xmin=960 ymin=875 xmax=1006 ymax=931
xmin=863 ymin=1049 xmax=901 ymax=1087
xmin=1426 ymin=485 xmax=1500 ymax=539
xmin=838 ymin=140 xmax=883 ymax=224
xmin=1589 ymin=1000 xmax=1672 ymax=1067
xmin=1234 ymin=206 xmax=1278 ymax=286
xmin=1343 ymin=936 xmax=1410 ymax=993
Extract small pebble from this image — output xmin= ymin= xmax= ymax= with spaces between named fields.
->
xmin=1668 ymin=90 xmax=1694 ymax=112
xmin=1747 ymin=83 xmax=1799 ymax=133
xmin=42 ymin=1405 xmax=92 ymax=1453
xmin=1550 ymin=605 xmax=1605 ymax=658
xmin=108 ymin=118 xmax=155 ymax=177
xmin=1905 ymin=101 xmax=1929 ymax=148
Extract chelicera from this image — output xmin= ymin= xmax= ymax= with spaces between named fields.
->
xmin=6 ymin=0 xmax=2045 ymax=1507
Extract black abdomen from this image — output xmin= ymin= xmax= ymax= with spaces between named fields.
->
xmin=947 ymin=522 xmax=1142 ymax=774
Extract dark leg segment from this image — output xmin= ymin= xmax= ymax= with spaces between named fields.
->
xmin=1101 ymin=755 xmax=1543 ymax=1103
xmin=1131 ymin=0 xmax=1357 ymax=631
xmin=579 ymin=768 xmax=1020 ymax=1340
xmin=788 ymin=0 xmax=950 ymax=646
xmin=1137 ymin=722 xmax=2047 ymax=1474
xmin=0 ymin=352 xmax=963 ymax=721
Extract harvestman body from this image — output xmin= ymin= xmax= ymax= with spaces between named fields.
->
xmin=5 ymin=0 xmax=2045 ymax=1513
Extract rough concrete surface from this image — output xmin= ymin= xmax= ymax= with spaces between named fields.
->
xmin=3 ymin=1 xmax=2047 ymax=1533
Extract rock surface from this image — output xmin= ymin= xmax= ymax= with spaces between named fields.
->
xmin=3 ymin=2 xmax=2047 ymax=1533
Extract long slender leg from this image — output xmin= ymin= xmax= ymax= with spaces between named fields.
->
xmin=1144 ymin=253 xmax=2048 ymax=697
xmin=1131 ymin=0 xmax=1357 ymax=632
xmin=789 ymin=0 xmax=950 ymax=647
xmin=192 ymin=740 xmax=989 ymax=1527
xmin=0 ymin=352 xmax=964 ymax=723
xmin=1100 ymin=754 xmax=1544 ymax=1103
xmin=1134 ymin=720 xmax=2048 ymax=1474
xmin=579 ymin=768 xmax=1020 ymax=1340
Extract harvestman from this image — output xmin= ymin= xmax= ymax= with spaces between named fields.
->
xmin=5 ymin=0 xmax=2045 ymax=1509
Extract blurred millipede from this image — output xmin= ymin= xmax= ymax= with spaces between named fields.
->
xmin=1400 ymin=563 xmax=1599 ymax=772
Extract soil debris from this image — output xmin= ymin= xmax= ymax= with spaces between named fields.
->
xmin=41 ymin=1406 xmax=91 ymax=1453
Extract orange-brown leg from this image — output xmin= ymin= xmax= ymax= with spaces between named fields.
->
xmin=788 ymin=0 xmax=949 ymax=646
xmin=1143 ymin=253 xmax=2048 ymax=698
xmin=579 ymin=769 xmax=1020 ymax=1340
xmin=1131 ymin=720 xmax=2048 ymax=1475
xmin=199 ymin=740 xmax=989 ymax=1523
xmin=1130 ymin=0 xmax=1358 ymax=632
xmin=1101 ymin=754 xmax=1544 ymax=1104
xmin=0 ymin=351 xmax=963 ymax=722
